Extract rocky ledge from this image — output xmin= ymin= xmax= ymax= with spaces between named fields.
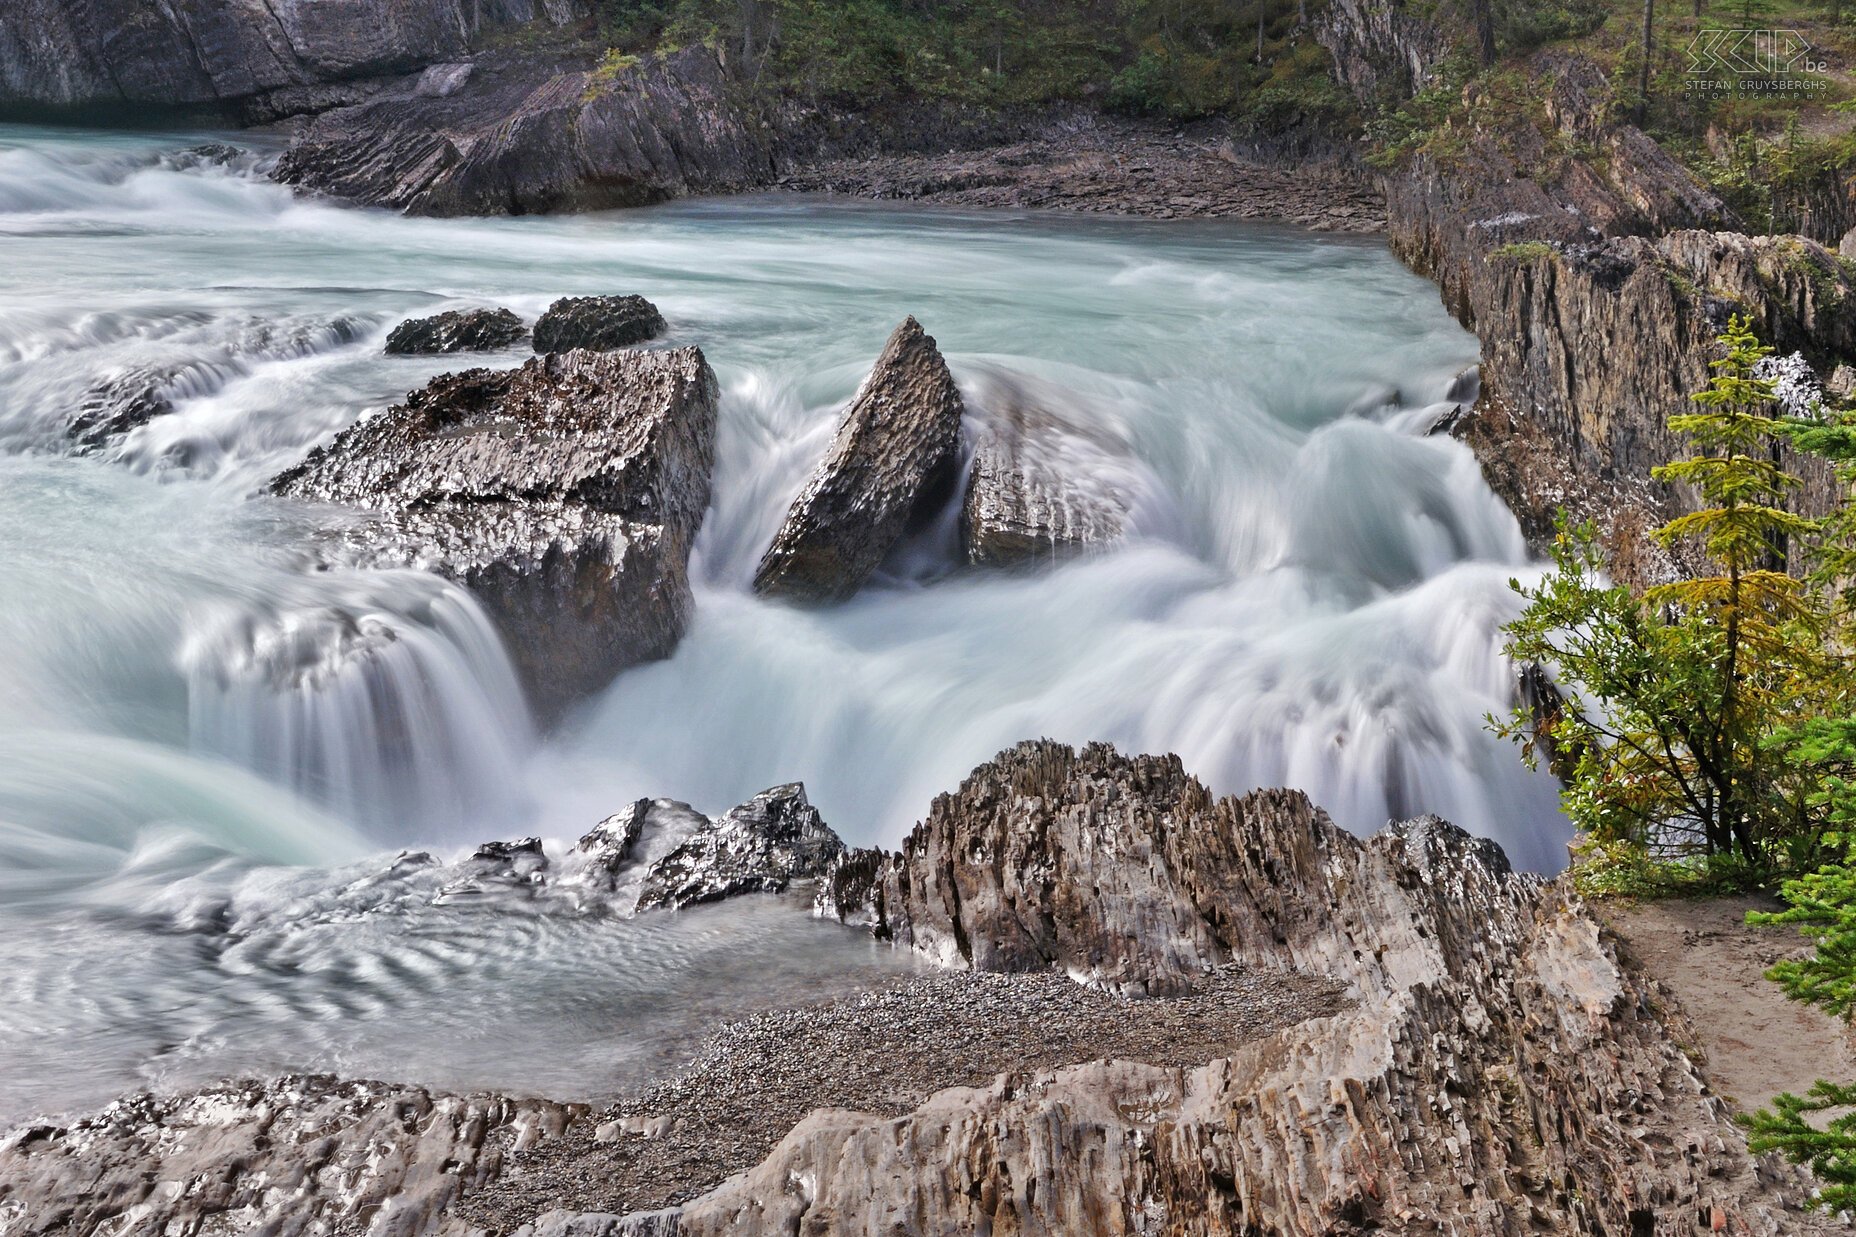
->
xmin=1 ymin=741 xmax=1837 ymax=1235
xmin=270 ymin=346 xmax=717 ymax=723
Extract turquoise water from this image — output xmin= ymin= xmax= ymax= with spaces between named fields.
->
xmin=0 ymin=125 xmax=1563 ymax=1122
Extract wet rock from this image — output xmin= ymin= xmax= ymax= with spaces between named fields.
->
xmin=66 ymin=367 xmax=177 ymax=451
xmin=532 ymin=295 xmax=666 ymax=354
xmin=270 ymin=347 xmax=717 ymax=722
xmin=634 ymin=784 xmax=845 ymax=912
xmin=753 ymin=317 xmax=964 ymax=603
xmin=962 ymin=390 xmax=1130 ymax=568
xmin=567 ymin=787 xmax=844 ymax=913
xmin=384 ymin=306 xmax=527 ymax=354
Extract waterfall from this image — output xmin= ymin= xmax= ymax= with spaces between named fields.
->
xmin=181 ymin=569 xmax=534 ymax=839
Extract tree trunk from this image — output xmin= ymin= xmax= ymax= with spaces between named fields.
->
xmin=1638 ymin=0 xmax=1654 ymax=124
xmin=1474 ymin=0 xmax=1497 ymax=66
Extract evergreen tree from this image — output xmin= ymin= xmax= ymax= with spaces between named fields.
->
xmin=1496 ymin=317 xmax=1828 ymax=870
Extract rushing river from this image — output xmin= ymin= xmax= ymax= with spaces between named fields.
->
xmin=0 ymin=125 xmax=1565 ymax=1123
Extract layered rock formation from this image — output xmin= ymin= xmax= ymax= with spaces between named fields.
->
xmin=753 ymin=317 xmax=965 ymax=603
xmin=0 ymin=1076 xmax=580 ymax=1237
xmin=275 ymin=48 xmax=778 ymax=216
xmin=386 ymin=306 xmax=528 ymax=354
xmin=0 ymin=743 xmax=1836 ymax=1234
xmin=532 ymin=296 xmax=666 ymax=354
xmin=779 ymin=741 xmax=1834 ymax=1233
xmin=270 ymin=347 xmax=717 ymax=722
xmin=962 ymin=390 xmax=1131 ymax=567
xmin=0 ymin=0 xmax=581 ymax=113
xmin=1308 ymin=18 xmax=1856 ymax=575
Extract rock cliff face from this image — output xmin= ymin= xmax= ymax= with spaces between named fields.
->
xmin=270 ymin=347 xmax=717 ymax=723
xmin=1314 ymin=10 xmax=1856 ymax=570
xmin=0 ymin=0 xmax=581 ymax=113
xmin=274 ymin=48 xmax=779 ymax=216
xmin=753 ymin=317 xmax=965 ymax=604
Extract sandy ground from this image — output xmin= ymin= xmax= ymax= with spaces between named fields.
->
xmin=1604 ymin=894 xmax=1856 ymax=1112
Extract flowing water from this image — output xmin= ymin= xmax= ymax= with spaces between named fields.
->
xmin=0 ymin=125 xmax=1566 ymax=1124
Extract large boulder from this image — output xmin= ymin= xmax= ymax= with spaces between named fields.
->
xmin=961 ymin=389 xmax=1132 ymax=568
xmin=532 ymin=295 xmax=666 ymax=354
xmin=270 ymin=347 xmax=717 ymax=723
xmin=274 ymin=47 xmax=777 ymax=216
xmin=753 ymin=317 xmax=965 ymax=603
xmin=384 ymin=306 xmax=527 ymax=354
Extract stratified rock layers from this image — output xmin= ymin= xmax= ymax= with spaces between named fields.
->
xmin=754 ymin=316 xmax=964 ymax=603
xmin=271 ymin=347 xmax=717 ymax=722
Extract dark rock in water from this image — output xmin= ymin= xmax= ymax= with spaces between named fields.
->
xmin=962 ymin=391 xmax=1130 ymax=568
xmin=67 ymin=368 xmax=177 ymax=451
xmin=753 ymin=317 xmax=965 ymax=603
xmin=384 ymin=307 xmax=527 ymax=354
xmin=275 ymin=48 xmax=776 ymax=216
xmin=569 ymin=786 xmax=844 ymax=913
xmin=635 ymin=784 xmax=845 ymax=912
xmin=532 ymin=296 xmax=665 ymax=354
xmin=270 ymin=347 xmax=717 ymax=723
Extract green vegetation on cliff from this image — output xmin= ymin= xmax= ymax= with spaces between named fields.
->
xmin=584 ymin=0 xmax=1354 ymax=127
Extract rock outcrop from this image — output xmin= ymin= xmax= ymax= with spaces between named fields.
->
xmin=753 ymin=317 xmax=965 ymax=603
xmin=270 ymin=347 xmax=717 ymax=722
xmin=0 ymin=1076 xmax=580 ymax=1237
xmin=0 ymin=744 xmax=1837 ymax=1234
xmin=573 ymin=784 xmax=845 ymax=913
xmin=0 ymin=0 xmax=582 ymax=114
xmin=962 ymin=389 xmax=1131 ymax=568
xmin=783 ymin=740 xmax=1834 ymax=1234
xmin=386 ymin=307 xmax=528 ymax=354
xmin=275 ymin=48 xmax=778 ymax=216
xmin=532 ymin=296 xmax=666 ymax=354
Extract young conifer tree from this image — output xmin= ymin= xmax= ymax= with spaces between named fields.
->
xmin=1496 ymin=316 xmax=1826 ymax=871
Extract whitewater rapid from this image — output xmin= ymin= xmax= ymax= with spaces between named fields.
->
xmin=0 ymin=124 xmax=1565 ymax=1121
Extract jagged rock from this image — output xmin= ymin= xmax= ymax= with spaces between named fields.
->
xmin=275 ymin=48 xmax=778 ymax=216
xmin=1 ymin=744 xmax=1839 ymax=1235
xmin=0 ymin=1076 xmax=580 ymax=1237
xmin=961 ymin=390 xmax=1129 ymax=568
xmin=634 ymin=784 xmax=845 ymax=912
xmin=754 ymin=740 xmax=1835 ymax=1234
xmin=0 ymin=0 xmax=583 ymax=112
xmin=66 ymin=367 xmax=176 ymax=450
xmin=384 ymin=306 xmax=527 ymax=354
xmin=753 ymin=317 xmax=964 ymax=603
xmin=532 ymin=295 xmax=666 ymax=354
xmin=270 ymin=347 xmax=717 ymax=723
xmin=567 ymin=787 xmax=845 ymax=913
